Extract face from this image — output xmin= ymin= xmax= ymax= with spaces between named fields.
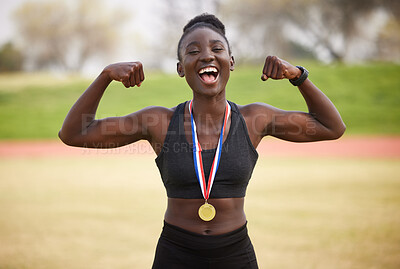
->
xmin=177 ymin=27 xmax=234 ymax=97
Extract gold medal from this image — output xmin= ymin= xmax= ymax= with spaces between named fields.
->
xmin=198 ymin=201 xmax=216 ymax=221
xmin=189 ymin=100 xmax=230 ymax=222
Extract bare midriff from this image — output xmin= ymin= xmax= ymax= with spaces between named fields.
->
xmin=164 ymin=197 xmax=246 ymax=235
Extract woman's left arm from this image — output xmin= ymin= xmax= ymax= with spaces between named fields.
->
xmin=249 ymin=56 xmax=346 ymax=142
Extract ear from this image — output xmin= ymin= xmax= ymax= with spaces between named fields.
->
xmin=177 ymin=62 xmax=185 ymax=77
xmin=230 ymin=56 xmax=235 ymax=71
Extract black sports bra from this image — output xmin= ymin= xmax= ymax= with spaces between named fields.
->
xmin=155 ymin=101 xmax=258 ymax=199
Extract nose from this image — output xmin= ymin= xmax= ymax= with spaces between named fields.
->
xmin=199 ymin=49 xmax=215 ymax=62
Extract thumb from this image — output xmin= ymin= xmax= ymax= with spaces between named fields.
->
xmin=261 ymin=74 xmax=268 ymax=81
xmin=282 ymin=69 xmax=289 ymax=79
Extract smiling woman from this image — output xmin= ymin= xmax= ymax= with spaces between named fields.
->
xmin=177 ymin=26 xmax=234 ymax=98
xmin=58 ymin=13 xmax=346 ymax=269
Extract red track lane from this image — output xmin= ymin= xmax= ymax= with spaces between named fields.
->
xmin=0 ymin=136 xmax=399 ymax=158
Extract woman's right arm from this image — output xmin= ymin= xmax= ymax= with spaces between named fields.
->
xmin=58 ymin=62 xmax=150 ymax=148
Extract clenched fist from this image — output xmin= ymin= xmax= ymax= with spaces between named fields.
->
xmin=104 ymin=62 xmax=145 ymax=88
xmin=261 ymin=56 xmax=301 ymax=81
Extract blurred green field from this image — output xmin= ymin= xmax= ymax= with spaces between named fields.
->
xmin=0 ymin=155 xmax=399 ymax=269
xmin=0 ymin=62 xmax=399 ymax=139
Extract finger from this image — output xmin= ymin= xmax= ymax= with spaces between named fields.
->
xmin=277 ymin=62 xmax=283 ymax=79
xmin=121 ymin=75 xmax=130 ymax=88
xmin=133 ymin=64 xmax=141 ymax=86
xmin=134 ymin=65 xmax=141 ymax=87
xmin=271 ymin=58 xmax=279 ymax=78
xmin=261 ymin=56 xmax=271 ymax=81
xmin=266 ymin=56 xmax=275 ymax=78
xmin=282 ymin=68 xmax=289 ymax=79
xmin=139 ymin=64 xmax=145 ymax=82
xmin=138 ymin=69 xmax=143 ymax=87
xmin=262 ymin=56 xmax=270 ymax=76
xmin=129 ymin=68 xmax=136 ymax=87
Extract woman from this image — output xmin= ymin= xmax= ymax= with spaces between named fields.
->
xmin=59 ymin=13 xmax=345 ymax=269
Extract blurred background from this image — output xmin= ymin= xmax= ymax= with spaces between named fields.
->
xmin=1 ymin=0 xmax=400 ymax=74
xmin=0 ymin=0 xmax=399 ymax=268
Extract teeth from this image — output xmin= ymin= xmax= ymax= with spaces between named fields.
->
xmin=199 ymin=67 xmax=218 ymax=74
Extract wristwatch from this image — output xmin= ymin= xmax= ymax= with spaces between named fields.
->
xmin=289 ymin=66 xmax=309 ymax=86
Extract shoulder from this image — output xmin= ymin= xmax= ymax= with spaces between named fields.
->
xmin=121 ymin=105 xmax=178 ymax=135
xmin=236 ymin=102 xmax=279 ymax=119
xmin=235 ymin=102 xmax=282 ymax=144
xmin=141 ymin=105 xmax=176 ymax=116
xmin=139 ymin=105 xmax=177 ymax=114
xmin=135 ymin=104 xmax=180 ymax=149
xmin=138 ymin=101 xmax=188 ymax=128
xmin=132 ymin=105 xmax=177 ymax=121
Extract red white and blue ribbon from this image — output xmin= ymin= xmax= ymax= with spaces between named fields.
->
xmin=188 ymin=100 xmax=231 ymax=200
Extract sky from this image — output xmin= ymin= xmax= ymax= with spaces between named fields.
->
xmin=0 ymin=0 xmax=27 ymax=45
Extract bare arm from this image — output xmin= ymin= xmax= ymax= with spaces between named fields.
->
xmin=58 ymin=62 xmax=150 ymax=148
xmin=244 ymin=56 xmax=346 ymax=144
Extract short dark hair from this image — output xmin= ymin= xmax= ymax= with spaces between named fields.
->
xmin=177 ymin=13 xmax=231 ymax=61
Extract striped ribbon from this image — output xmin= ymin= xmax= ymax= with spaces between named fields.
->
xmin=188 ymin=100 xmax=231 ymax=200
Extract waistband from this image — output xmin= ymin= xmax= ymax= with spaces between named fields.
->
xmin=161 ymin=221 xmax=250 ymax=257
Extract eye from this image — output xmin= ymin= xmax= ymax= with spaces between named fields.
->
xmin=188 ymin=50 xmax=199 ymax=55
xmin=212 ymin=47 xmax=224 ymax=52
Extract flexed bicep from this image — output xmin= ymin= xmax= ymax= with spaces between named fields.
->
xmin=257 ymin=56 xmax=345 ymax=141
xmin=77 ymin=111 xmax=146 ymax=148
xmin=265 ymin=107 xmax=333 ymax=142
xmin=242 ymin=103 xmax=339 ymax=144
xmin=59 ymin=61 xmax=150 ymax=148
xmin=64 ymin=106 xmax=171 ymax=148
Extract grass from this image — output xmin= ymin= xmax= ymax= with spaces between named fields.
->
xmin=0 ymin=155 xmax=399 ymax=269
xmin=0 ymin=62 xmax=399 ymax=139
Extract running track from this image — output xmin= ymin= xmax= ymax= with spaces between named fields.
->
xmin=0 ymin=136 xmax=399 ymax=158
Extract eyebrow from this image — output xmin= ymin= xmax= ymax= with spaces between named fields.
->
xmin=185 ymin=39 xmax=225 ymax=49
xmin=185 ymin=41 xmax=200 ymax=49
xmin=210 ymin=39 xmax=224 ymax=45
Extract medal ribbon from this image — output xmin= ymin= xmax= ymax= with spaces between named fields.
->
xmin=189 ymin=100 xmax=231 ymax=200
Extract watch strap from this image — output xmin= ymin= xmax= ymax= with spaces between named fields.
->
xmin=289 ymin=66 xmax=309 ymax=86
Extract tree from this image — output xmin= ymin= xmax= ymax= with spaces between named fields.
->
xmin=221 ymin=0 xmax=400 ymax=62
xmin=284 ymin=0 xmax=398 ymax=62
xmin=13 ymin=0 xmax=124 ymax=71
xmin=144 ymin=0 xmax=222 ymax=70
xmin=0 ymin=42 xmax=24 ymax=72
xmin=221 ymin=0 xmax=306 ymax=63
xmin=377 ymin=17 xmax=400 ymax=61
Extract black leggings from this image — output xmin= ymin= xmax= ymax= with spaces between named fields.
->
xmin=152 ymin=221 xmax=258 ymax=269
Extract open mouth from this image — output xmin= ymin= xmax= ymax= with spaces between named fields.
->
xmin=198 ymin=66 xmax=219 ymax=84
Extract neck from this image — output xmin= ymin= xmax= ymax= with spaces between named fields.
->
xmin=191 ymin=93 xmax=227 ymax=119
